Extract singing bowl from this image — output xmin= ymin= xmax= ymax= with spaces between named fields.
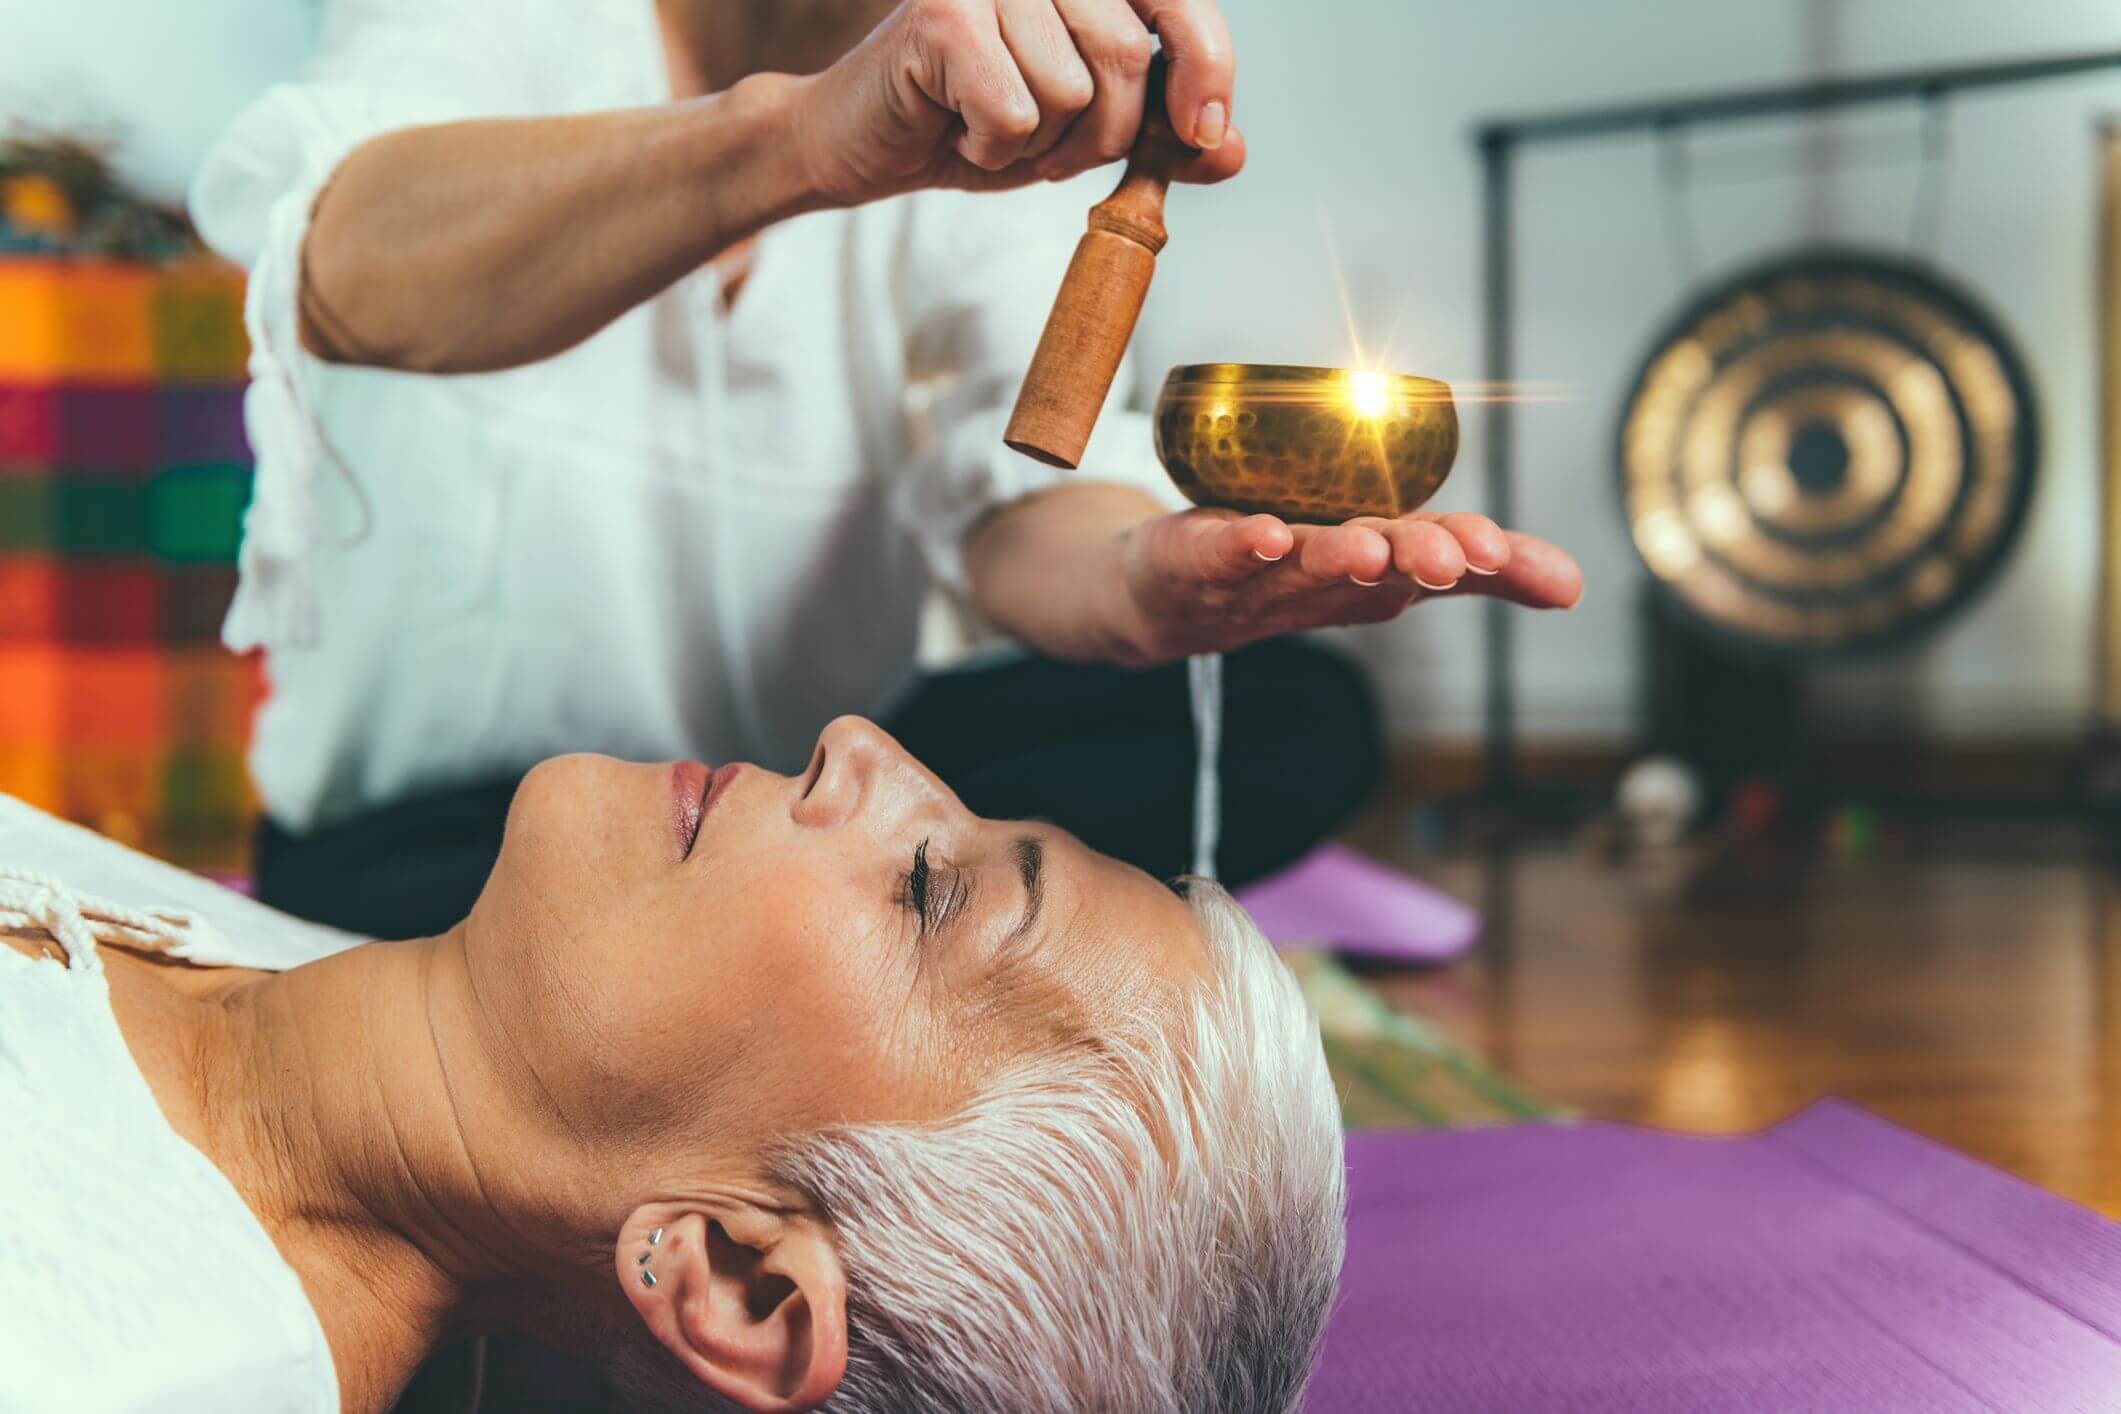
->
xmin=1152 ymin=364 xmax=1459 ymax=524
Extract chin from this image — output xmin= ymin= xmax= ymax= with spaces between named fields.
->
xmin=497 ymin=754 xmax=647 ymax=882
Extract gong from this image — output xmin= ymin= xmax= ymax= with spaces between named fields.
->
xmin=1617 ymin=250 xmax=2038 ymax=656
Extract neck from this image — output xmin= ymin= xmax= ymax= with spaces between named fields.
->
xmin=205 ymin=931 xmax=615 ymax=1414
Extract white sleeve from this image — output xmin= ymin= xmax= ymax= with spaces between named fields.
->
xmin=890 ymin=178 xmax=1185 ymax=595
xmin=186 ymin=0 xmax=538 ymax=649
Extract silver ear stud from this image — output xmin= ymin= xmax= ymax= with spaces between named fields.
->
xmin=638 ymin=1226 xmax=666 ymax=1289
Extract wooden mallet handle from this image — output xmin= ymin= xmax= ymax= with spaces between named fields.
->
xmin=1005 ymin=60 xmax=1196 ymax=469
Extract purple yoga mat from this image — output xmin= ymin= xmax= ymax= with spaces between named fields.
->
xmin=1236 ymin=845 xmax=1480 ymax=964
xmin=1311 ymin=1101 xmax=2121 ymax=1412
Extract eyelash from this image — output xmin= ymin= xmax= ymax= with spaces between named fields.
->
xmin=907 ymin=839 xmax=936 ymax=931
xmin=905 ymin=838 xmax=958 ymax=935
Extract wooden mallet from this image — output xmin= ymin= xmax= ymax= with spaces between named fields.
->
xmin=1004 ymin=59 xmax=1197 ymax=469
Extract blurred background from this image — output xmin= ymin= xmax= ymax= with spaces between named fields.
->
xmin=5 ymin=1 xmax=2121 ymax=1212
xmin=1134 ymin=0 xmax=2119 ymax=779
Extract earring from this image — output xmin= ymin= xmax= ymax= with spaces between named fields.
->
xmin=639 ymin=1226 xmax=664 ymax=1288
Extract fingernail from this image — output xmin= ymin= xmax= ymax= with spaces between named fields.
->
xmin=1195 ymin=101 xmax=1227 ymax=150
xmin=1253 ymin=549 xmax=1284 ymax=563
xmin=1414 ymin=575 xmax=1456 ymax=591
xmin=1466 ymin=564 xmax=1500 ymax=576
xmin=1350 ymin=576 xmax=1381 ymax=588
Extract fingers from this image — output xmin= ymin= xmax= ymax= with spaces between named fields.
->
xmin=867 ymin=0 xmax=1240 ymax=196
xmin=1376 ymin=519 xmax=1469 ymax=590
xmin=997 ymin=0 xmax=1098 ymax=163
xmin=1203 ymin=513 xmax=1294 ymax=583
xmin=1443 ymin=531 xmax=1583 ymax=609
xmin=930 ymin=0 xmax=1240 ymax=183
xmin=1294 ymin=522 xmax=1393 ymax=586
xmin=935 ymin=2 xmax=1043 ymax=169
xmin=1038 ymin=0 xmax=1153 ymax=179
xmin=1434 ymin=512 xmax=1509 ymax=575
xmin=1381 ymin=516 xmax=1575 ymax=606
xmin=1166 ymin=124 xmax=1245 ymax=183
xmin=1280 ymin=519 xmax=1469 ymax=591
xmin=1188 ymin=520 xmax=1579 ymax=647
xmin=1150 ymin=510 xmax=1292 ymax=588
xmin=1249 ymin=517 xmax=1576 ymax=607
xmin=1127 ymin=0 xmax=1235 ymax=149
xmin=1364 ymin=519 xmax=1577 ymax=606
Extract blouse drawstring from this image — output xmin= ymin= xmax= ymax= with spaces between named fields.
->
xmin=1187 ymin=652 xmax=1223 ymax=880
xmin=0 ymin=868 xmax=238 ymax=973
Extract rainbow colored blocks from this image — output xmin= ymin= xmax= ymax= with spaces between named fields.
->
xmin=0 ymin=254 xmax=260 ymax=868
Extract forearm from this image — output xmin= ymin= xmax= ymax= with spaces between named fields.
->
xmin=300 ymin=73 xmax=816 ymax=372
xmin=964 ymin=481 xmax=1168 ymax=666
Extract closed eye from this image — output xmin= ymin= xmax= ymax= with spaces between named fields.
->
xmin=902 ymin=838 xmax=971 ymax=938
xmin=905 ymin=838 xmax=934 ymax=931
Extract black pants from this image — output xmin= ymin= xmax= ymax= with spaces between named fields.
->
xmin=257 ymin=636 xmax=1383 ymax=939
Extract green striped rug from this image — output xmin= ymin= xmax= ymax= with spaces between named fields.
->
xmin=1284 ymin=950 xmax=1561 ymax=1130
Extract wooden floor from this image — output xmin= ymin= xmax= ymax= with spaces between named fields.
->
xmin=1351 ymin=815 xmax=2121 ymax=1217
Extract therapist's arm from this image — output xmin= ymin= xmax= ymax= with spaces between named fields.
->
xmin=963 ymin=482 xmax=1585 ymax=666
xmin=300 ymin=0 xmax=1245 ymax=372
xmin=300 ymin=82 xmax=812 ymax=371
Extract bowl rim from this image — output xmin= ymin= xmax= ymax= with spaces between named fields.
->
xmin=1159 ymin=362 xmax=1453 ymax=395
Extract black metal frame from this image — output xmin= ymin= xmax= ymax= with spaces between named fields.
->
xmin=1474 ymin=48 xmax=2121 ymax=801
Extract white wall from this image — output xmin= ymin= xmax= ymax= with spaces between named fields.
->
xmin=6 ymin=0 xmax=2116 ymax=743
xmin=0 ymin=0 xmax=314 ymax=205
xmin=1137 ymin=0 xmax=2121 ymax=742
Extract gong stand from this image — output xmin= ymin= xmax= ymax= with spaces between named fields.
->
xmin=1473 ymin=48 xmax=2121 ymax=810
xmin=2092 ymin=123 xmax=2121 ymax=820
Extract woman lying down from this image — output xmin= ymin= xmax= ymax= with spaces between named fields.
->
xmin=0 ymin=717 xmax=1344 ymax=1414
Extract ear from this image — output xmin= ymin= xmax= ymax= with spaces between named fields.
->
xmin=617 ymin=1203 xmax=848 ymax=1413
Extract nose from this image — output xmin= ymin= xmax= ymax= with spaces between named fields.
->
xmin=792 ymin=716 xmax=960 ymax=831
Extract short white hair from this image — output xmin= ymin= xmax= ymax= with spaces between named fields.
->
xmin=619 ymin=879 xmax=1346 ymax=1413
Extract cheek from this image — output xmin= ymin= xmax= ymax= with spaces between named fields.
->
xmin=690 ymin=869 xmax=963 ymax=1132
xmin=487 ymin=834 xmax=974 ymax=1149
xmin=491 ymin=756 xmax=643 ymax=926
xmin=467 ymin=758 xmax=699 ymax=1130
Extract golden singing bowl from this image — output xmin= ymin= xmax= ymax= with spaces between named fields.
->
xmin=1152 ymin=364 xmax=1459 ymax=524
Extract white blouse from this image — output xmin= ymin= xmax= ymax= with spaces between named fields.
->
xmin=189 ymin=0 xmax=1173 ymax=832
xmin=0 ymin=796 xmax=360 ymax=1412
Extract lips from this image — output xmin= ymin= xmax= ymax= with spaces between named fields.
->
xmin=672 ymin=761 xmax=711 ymax=860
xmin=671 ymin=759 xmax=743 ymax=861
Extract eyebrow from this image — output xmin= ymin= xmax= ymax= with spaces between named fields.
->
xmin=1005 ymin=836 xmax=1045 ymax=943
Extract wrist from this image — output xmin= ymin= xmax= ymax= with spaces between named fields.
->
xmin=680 ymin=72 xmax=829 ymax=233
xmin=964 ymin=485 xmax=1187 ymax=666
xmin=752 ymin=69 xmax=851 ymax=214
xmin=1097 ymin=527 xmax=1174 ymax=667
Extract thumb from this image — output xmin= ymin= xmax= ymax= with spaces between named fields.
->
xmin=1162 ymin=512 xmax=1292 ymax=587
